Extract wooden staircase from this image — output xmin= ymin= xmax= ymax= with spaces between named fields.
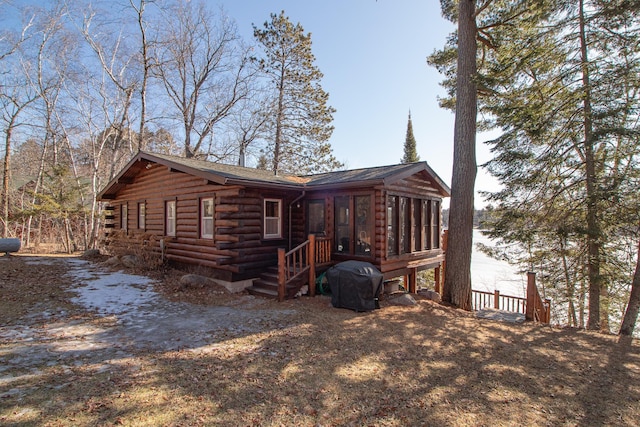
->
xmin=246 ymin=235 xmax=332 ymax=301
xmin=247 ymin=265 xmax=307 ymax=300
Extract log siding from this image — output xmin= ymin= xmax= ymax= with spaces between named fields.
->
xmin=99 ymin=152 xmax=450 ymax=286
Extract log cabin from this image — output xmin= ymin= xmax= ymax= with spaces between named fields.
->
xmin=98 ymin=151 xmax=450 ymax=300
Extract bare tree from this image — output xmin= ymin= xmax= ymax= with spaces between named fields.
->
xmin=130 ymin=0 xmax=154 ymax=152
xmin=1 ymin=7 xmax=39 ymax=237
xmin=66 ymin=1 xmax=147 ymax=247
xmin=154 ymin=1 xmax=255 ymax=158
xmin=18 ymin=2 xmax=79 ymax=247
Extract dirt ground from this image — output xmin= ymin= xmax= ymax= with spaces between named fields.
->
xmin=1 ymin=254 xmax=640 ymax=426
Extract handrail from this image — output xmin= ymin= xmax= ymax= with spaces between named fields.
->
xmin=526 ymin=272 xmax=551 ymax=323
xmin=277 ymin=235 xmax=331 ymax=301
xmin=471 ymin=276 xmax=550 ymax=324
xmin=472 ymin=289 xmax=527 ymax=314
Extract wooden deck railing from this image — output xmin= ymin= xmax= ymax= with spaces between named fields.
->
xmin=471 ymin=272 xmax=550 ymax=324
xmin=277 ymin=235 xmax=331 ymax=301
xmin=472 ymin=289 xmax=527 ymax=314
xmin=526 ymin=272 xmax=551 ymax=323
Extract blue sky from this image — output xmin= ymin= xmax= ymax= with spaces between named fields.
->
xmin=220 ymin=0 xmax=499 ymax=207
xmin=4 ymin=0 xmax=497 ymax=207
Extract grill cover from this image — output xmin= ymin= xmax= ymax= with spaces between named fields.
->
xmin=327 ymin=261 xmax=383 ymax=311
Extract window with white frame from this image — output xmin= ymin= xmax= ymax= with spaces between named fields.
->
xmin=166 ymin=200 xmax=176 ymax=237
xmin=200 ymin=197 xmax=214 ymax=239
xmin=138 ymin=202 xmax=146 ymax=230
xmin=263 ymin=199 xmax=282 ymax=239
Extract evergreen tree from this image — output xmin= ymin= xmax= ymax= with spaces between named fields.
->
xmin=401 ymin=111 xmax=420 ymax=163
xmin=253 ymin=11 xmax=342 ymax=174
xmin=441 ymin=0 xmax=477 ymax=310
xmin=431 ymin=0 xmax=640 ymax=332
xmin=429 ymin=0 xmax=547 ymax=310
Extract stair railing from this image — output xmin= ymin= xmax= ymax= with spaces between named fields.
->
xmin=526 ymin=272 xmax=551 ymax=323
xmin=277 ymin=235 xmax=332 ymax=301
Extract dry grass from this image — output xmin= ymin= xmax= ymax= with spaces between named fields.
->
xmin=1 ymin=254 xmax=639 ymax=426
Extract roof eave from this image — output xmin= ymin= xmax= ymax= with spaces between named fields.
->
xmin=224 ymin=178 xmax=304 ymax=190
xmin=97 ymin=152 xmax=147 ymax=200
xmin=305 ymin=179 xmax=385 ymax=191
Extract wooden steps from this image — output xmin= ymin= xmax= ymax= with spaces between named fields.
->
xmin=246 ymin=266 xmax=305 ymax=300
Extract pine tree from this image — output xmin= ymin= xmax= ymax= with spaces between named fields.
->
xmin=401 ymin=111 xmax=420 ymax=163
xmin=441 ymin=0 xmax=477 ymax=311
xmin=428 ymin=0 xmax=540 ymax=310
xmin=253 ymin=11 xmax=342 ymax=174
xmin=432 ymin=0 xmax=640 ymax=331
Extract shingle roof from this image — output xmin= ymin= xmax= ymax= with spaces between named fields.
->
xmin=97 ymin=151 xmax=451 ymax=200
xmin=147 ymin=152 xmax=307 ymax=186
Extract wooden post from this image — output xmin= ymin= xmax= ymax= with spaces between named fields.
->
xmin=441 ymin=229 xmax=448 ymax=292
xmin=545 ymin=299 xmax=551 ymax=323
xmin=494 ymin=290 xmax=500 ymax=310
xmin=308 ymin=234 xmax=316 ymax=297
xmin=408 ymin=268 xmax=417 ymax=293
xmin=278 ymin=248 xmax=286 ymax=302
xmin=434 ymin=265 xmax=441 ymax=294
xmin=526 ymin=272 xmax=536 ymax=321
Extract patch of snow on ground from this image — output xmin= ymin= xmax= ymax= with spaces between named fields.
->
xmin=57 ymin=259 xmax=295 ymax=352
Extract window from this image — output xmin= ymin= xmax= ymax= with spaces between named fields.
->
xmin=264 ymin=199 xmax=282 ymax=239
xmin=335 ymin=194 xmax=372 ymax=257
xmin=355 ymin=195 xmax=372 ymax=255
xmin=412 ymin=199 xmax=421 ymax=252
xmin=389 ymin=196 xmax=441 ymax=255
xmin=138 ymin=202 xmax=146 ymax=230
xmin=335 ymin=196 xmax=350 ymax=253
xmin=423 ymin=199 xmax=432 ymax=250
xmin=200 ymin=197 xmax=214 ymax=239
xmin=166 ymin=200 xmax=176 ymax=237
xmin=431 ymin=200 xmax=441 ymax=249
xmin=399 ymin=197 xmax=410 ymax=254
xmin=387 ymin=196 xmax=398 ymax=256
xmin=121 ymin=203 xmax=128 ymax=231
xmin=307 ymin=200 xmax=325 ymax=235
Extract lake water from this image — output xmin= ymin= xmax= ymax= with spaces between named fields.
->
xmin=471 ymin=229 xmax=526 ymax=298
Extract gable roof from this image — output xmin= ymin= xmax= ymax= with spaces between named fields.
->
xmin=304 ymin=162 xmax=450 ymax=195
xmin=97 ymin=151 xmax=450 ymax=200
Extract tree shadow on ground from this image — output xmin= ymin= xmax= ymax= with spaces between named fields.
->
xmin=2 ymin=255 xmax=640 ymax=426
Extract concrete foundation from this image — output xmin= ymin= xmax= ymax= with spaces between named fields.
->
xmin=211 ymin=277 xmax=255 ymax=293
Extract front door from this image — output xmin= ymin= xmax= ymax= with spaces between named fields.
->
xmin=335 ymin=194 xmax=373 ymax=257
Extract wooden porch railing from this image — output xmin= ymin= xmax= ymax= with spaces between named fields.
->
xmin=472 ymin=289 xmax=527 ymax=314
xmin=526 ymin=271 xmax=551 ymax=323
xmin=470 ymin=272 xmax=551 ymax=324
xmin=438 ymin=230 xmax=550 ymax=323
xmin=277 ymin=235 xmax=332 ymax=302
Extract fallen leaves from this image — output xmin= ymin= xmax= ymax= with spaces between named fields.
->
xmin=1 ymin=255 xmax=640 ymax=426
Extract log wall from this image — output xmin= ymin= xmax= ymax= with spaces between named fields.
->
xmin=104 ymin=163 xmax=299 ymax=281
xmin=379 ymin=173 xmax=444 ymax=278
xmin=305 ymin=172 xmax=445 ymax=280
xmin=102 ymin=160 xmax=447 ymax=283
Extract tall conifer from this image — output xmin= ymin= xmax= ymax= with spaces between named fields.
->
xmin=401 ymin=111 xmax=420 ymax=163
xmin=253 ymin=11 xmax=342 ymax=174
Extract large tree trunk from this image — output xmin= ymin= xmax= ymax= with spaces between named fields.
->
xmin=578 ymin=0 xmax=603 ymax=331
xmin=442 ymin=0 xmax=477 ymax=310
xmin=620 ymin=236 xmax=640 ymax=336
